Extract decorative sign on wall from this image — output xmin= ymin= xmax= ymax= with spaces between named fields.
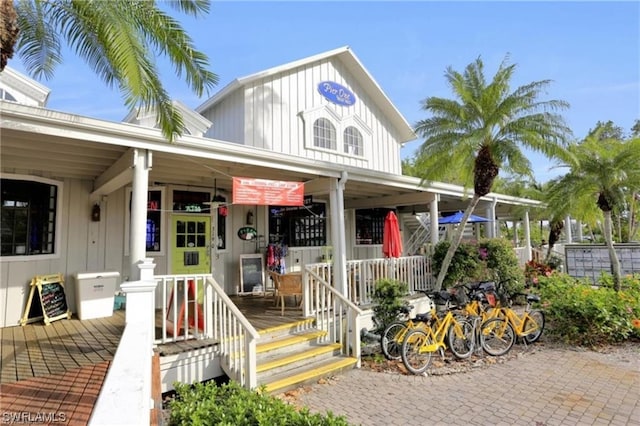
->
xmin=317 ymin=81 xmax=356 ymax=107
xmin=238 ymin=226 xmax=258 ymax=241
xmin=233 ymin=177 xmax=304 ymax=206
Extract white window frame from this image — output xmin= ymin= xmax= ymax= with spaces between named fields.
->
xmin=300 ymin=106 xmax=371 ymax=158
xmin=0 ymin=173 xmax=63 ymax=261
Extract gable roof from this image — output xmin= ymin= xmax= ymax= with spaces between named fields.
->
xmin=196 ymin=46 xmax=416 ymax=143
xmin=122 ymin=99 xmax=212 ymax=137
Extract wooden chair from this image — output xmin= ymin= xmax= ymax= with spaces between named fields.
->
xmin=267 ymin=271 xmax=281 ymax=306
xmin=274 ymin=272 xmax=303 ymax=316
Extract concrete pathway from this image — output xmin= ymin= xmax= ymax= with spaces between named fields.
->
xmin=298 ymin=346 xmax=640 ymax=426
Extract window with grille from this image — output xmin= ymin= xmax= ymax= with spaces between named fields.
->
xmin=269 ymin=203 xmax=326 ymax=247
xmin=1 ymin=178 xmax=58 ymax=256
xmin=344 ymin=126 xmax=363 ymax=155
xmin=355 ymin=208 xmax=391 ymax=245
xmin=313 ymin=118 xmax=336 ymax=150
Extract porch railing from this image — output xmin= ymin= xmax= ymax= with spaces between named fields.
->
xmin=304 ymin=265 xmax=363 ymax=367
xmin=208 ymin=276 xmax=260 ymax=389
xmin=154 ymin=274 xmax=212 ymax=344
xmin=305 ymin=256 xmax=434 ymax=306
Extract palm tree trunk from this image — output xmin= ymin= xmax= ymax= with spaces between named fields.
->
xmin=603 ymin=210 xmax=622 ymax=291
xmin=434 ymin=195 xmax=481 ymax=290
xmin=0 ymin=0 xmax=19 ymax=72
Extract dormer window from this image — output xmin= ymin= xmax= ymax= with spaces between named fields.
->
xmin=301 ymin=106 xmax=370 ymax=158
xmin=343 ymin=126 xmax=363 ymax=156
xmin=0 ymin=88 xmax=17 ymax=102
xmin=313 ymin=118 xmax=336 ymax=150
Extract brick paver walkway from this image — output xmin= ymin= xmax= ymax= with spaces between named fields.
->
xmin=298 ymin=347 xmax=640 ymax=426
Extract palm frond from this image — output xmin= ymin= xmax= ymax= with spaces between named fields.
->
xmin=15 ymin=0 xmax=62 ymax=79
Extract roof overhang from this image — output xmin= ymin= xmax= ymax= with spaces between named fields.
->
xmin=1 ymin=101 xmax=538 ymax=217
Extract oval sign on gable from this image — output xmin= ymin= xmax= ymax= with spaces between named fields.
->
xmin=317 ymin=81 xmax=356 ymax=107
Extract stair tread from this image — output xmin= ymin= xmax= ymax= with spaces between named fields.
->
xmin=258 ymin=318 xmax=315 ymax=336
xmin=257 ymin=330 xmax=326 ymax=353
xmin=262 ymin=356 xmax=358 ymax=394
xmin=257 ymin=343 xmax=341 ymax=373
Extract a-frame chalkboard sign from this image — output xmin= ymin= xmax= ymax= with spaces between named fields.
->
xmin=20 ymin=273 xmax=72 ymax=326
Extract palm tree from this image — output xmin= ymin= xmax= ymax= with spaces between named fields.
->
xmin=0 ymin=0 xmax=217 ymax=142
xmin=413 ymin=55 xmax=571 ymax=291
xmin=546 ymin=132 xmax=640 ymax=290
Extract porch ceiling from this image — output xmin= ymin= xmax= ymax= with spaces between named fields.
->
xmin=0 ymin=121 xmax=537 ymax=218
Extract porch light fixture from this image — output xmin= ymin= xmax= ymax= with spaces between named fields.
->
xmin=91 ymin=203 xmax=101 ymax=222
xmin=246 ymin=210 xmax=254 ymax=225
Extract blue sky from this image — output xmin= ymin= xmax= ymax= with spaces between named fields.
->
xmin=8 ymin=1 xmax=639 ymax=183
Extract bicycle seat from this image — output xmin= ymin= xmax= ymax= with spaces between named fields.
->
xmin=414 ymin=312 xmax=432 ymax=322
xmin=527 ymin=294 xmax=541 ymax=303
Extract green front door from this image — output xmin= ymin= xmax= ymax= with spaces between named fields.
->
xmin=171 ymin=215 xmax=211 ymax=274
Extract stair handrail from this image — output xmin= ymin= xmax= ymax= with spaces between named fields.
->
xmin=405 ymin=213 xmax=433 ymax=255
xmin=304 ymin=265 xmax=363 ymax=368
xmin=206 ymin=276 xmax=260 ymax=389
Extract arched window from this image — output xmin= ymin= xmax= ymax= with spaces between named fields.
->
xmin=343 ymin=126 xmax=363 ymax=155
xmin=313 ymin=118 xmax=336 ymax=150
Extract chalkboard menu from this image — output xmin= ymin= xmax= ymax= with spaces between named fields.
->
xmin=20 ymin=273 xmax=72 ymax=326
xmin=239 ymin=254 xmax=265 ymax=294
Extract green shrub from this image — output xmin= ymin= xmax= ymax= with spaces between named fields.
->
xmin=478 ymin=238 xmax=525 ymax=296
xmin=371 ymin=278 xmax=409 ymax=333
xmin=168 ymin=380 xmax=350 ymax=426
xmin=431 ymin=238 xmax=524 ymax=296
xmin=538 ymin=273 xmax=640 ymax=346
xmin=432 ymin=240 xmax=482 ymax=288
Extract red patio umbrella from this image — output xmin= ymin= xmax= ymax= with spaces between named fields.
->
xmin=382 ymin=211 xmax=403 ymax=258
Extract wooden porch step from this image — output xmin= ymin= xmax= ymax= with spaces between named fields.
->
xmin=257 ymin=330 xmax=326 ymax=354
xmin=257 ymin=343 xmax=341 ymax=373
xmin=262 ymin=356 xmax=358 ymax=394
xmin=258 ymin=318 xmax=316 ymax=340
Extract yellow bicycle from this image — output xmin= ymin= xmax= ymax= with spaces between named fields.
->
xmin=400 ymin=307 xmax=476 ymax=374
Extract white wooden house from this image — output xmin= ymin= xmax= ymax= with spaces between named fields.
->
xmin=1 ymin=47 xmax=540 ymax=423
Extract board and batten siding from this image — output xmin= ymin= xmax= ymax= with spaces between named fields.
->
xmin=202 ymin=89 xmax=245 ymax=144
xmin=202 ymin=57 xmax=404 ymax=175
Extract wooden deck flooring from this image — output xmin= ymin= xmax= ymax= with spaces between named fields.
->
xmin=1 ymin=311 xmax=125 ymax=384
xmin=0 ymin=294 xmax=307 ymax=423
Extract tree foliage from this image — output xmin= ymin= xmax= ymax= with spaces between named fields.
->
xmin=2 ymin=0 xmax=218 ymax=143
xmin=547 ymin=129 xmax=640 ymax=290
xmin=413 ymin=55 xmax=571 ymax=290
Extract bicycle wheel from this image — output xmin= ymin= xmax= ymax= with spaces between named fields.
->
xmin=447 ymin=317 xmax=475 ymax=359
xmin=381 ymin=322 xmax=407 ymax=360
xmin=523 ymin=310 xmax=545 ymax=344
xmin=401 ymin=329 xmax=433 ymax=374
xmin=480 ymin=317 xmax=515 ymax=356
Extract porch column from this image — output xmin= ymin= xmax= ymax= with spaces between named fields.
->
xmin=429 ymin=195 xmax=439 ymax=245
xmin=486 ymin=197 xmax=497 ymax=238
xmin=576 ymin=220 xmax=583 ymax=242
xmin=523 ymin=211 xmax=532 ymax=261
xmin=565 ymin=215 xmax=573 ymax=244
xmin=330 ymin=172 xmax=348 ymax=297
xmin=130 ymin=149 xmax=152 ymax=281
xmin=122 ymin=258 xmax=157 ymax=335
xmin=513 ymin=221 xmax=519 ymax=246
